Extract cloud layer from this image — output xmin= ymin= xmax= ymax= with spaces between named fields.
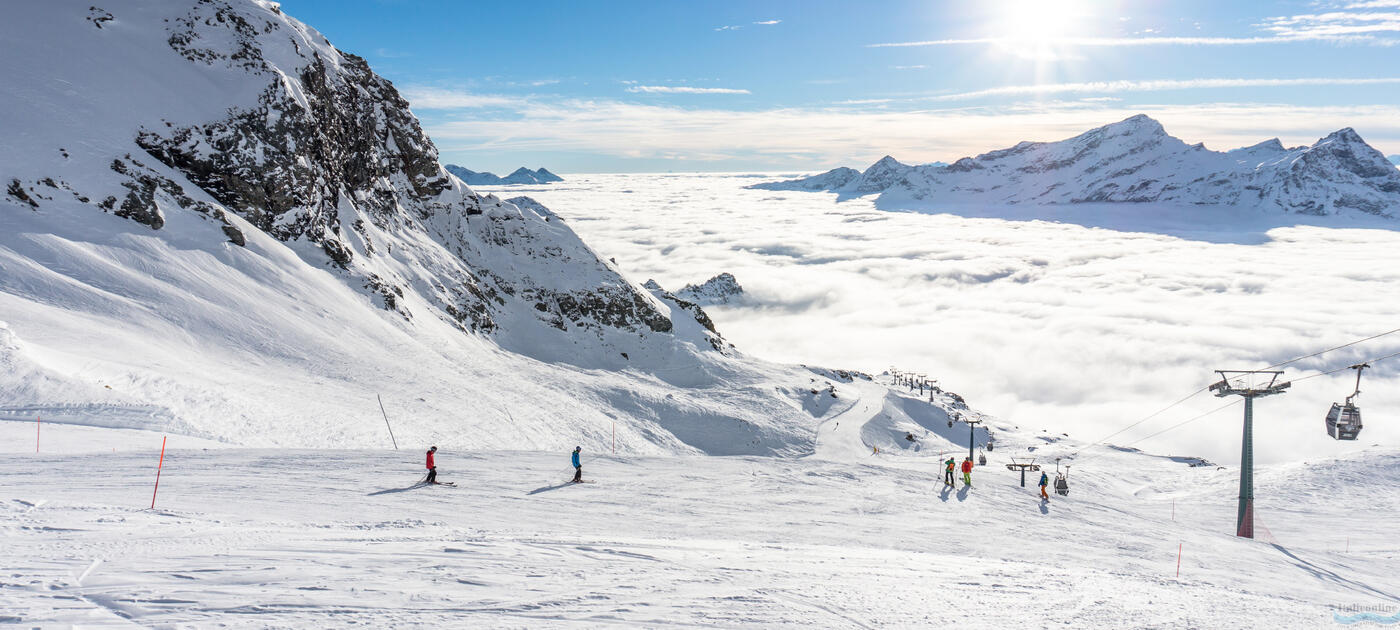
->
xmin=492 ymin=174 xmax=1400 ymax=466
xmin=411 ymin=92 xmax=1400 ymax=169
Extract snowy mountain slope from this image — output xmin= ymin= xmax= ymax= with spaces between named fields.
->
xmin=0 ymin=0 xmax=867 ymax=453
xmin=444 ymin=165 xmax=564 ymax=185
xmin=752 ymin=115 xmax=1400 ymax=217
xmin=3 ymin=392 xmax=1396 ymax=627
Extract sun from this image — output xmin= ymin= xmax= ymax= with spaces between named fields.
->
xmin=993 ymin=0 xmax=1095 ymax=60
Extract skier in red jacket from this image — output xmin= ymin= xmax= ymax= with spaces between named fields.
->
xmin=425 ymin=446 xmax=438 ymax=484
xmin=961 ymin=457 xmax=974 ymax=487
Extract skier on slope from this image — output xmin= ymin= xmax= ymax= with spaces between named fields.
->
xmin=944 ymin=457 xmax=957 ymax=487
xmin=425 ymin=446 xmax=438 ymax=484
xmin=571 ymin=446 xmax=583 ymax=483
xmin=1039 ymin=471 xmax=1049 ymax=500
xmin=961 ymin=457 xmax=974 ymax=487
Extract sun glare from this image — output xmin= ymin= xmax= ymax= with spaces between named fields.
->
xmin=994 ymin=0 xmax=1094 ymax=60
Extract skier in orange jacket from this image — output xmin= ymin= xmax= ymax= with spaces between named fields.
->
xmin=961 ymin=457 xmax=974 ymax=487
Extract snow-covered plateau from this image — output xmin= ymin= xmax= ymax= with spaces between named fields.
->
xmin=4 ymin=386 xmax=1398 ymax=627
xmin=2 ymin=0 xmax=1398 ymax=627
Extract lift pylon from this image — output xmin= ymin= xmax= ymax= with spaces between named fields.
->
xmin=1209 ymin=370 xmax=1290 ymax=539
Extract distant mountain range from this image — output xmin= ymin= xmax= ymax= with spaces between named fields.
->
xmin=444 ymin=165 xmax=563 ymax=185
xmin=752 ymin=115 xmax=1400 ymax=218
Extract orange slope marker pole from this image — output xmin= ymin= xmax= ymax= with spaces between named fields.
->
xmin=150 ymin=436 xmax=167 ymax=509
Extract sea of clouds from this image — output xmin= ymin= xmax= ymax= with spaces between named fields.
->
xmin=482 ymin=174 xmax=1400 ymax=465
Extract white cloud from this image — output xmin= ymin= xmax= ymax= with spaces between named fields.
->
xmin=867 ymin=34 xmax=1395 ymax=47
xmin=421 ymin=99 xmax=1400 ymax=165
xmin=528 ymin=175 xmax=1400 ymax=465
xmin=753 ymin=20 xmax=781 ymax=25
xmin=892 ymin=65 xmax=928 ymax=70
xmin=928 ymin=77 xmax=1400 ymax=101
xmin=626 ymin=86 xmax=752 ymax=95
xmin=714 ymin=25 xmax=742 ymax=31
xmin=399 ymin=87 xmax=522 ymax=109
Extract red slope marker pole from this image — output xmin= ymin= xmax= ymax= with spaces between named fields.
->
xmin=1176 ymin=542 xmax=1183 ymax=578
xmin=150 ymin=436 xmax=167 ymax=509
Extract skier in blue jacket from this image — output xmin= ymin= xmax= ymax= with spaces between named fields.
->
xmin=571 ymin=446 xmax=582 ymax=483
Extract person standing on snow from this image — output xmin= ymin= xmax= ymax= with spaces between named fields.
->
xmin=1039 ymin=471 xmax=1049 ymax=500
xmin=425 ymin=446 xmax=438 ymax=484
xmin=944 ymin=457 xmax=957 ymax=487
xmin=961 ymin=457 xmax=974 ymax=487
xmin=571 ymin=446 xmax=583 ymax=483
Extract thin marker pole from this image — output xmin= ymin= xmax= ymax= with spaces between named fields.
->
xmin=36 ymin=415 xmax=40 ymax=453
xmin=1176 ymin=542 xmax=1182 ymax=577
xmin=151 ymin=436 xmax=167 ymax=509
xmin=376 ymin=394 xmax=399 ymax=450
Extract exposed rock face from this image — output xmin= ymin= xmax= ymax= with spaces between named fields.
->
xmin=2 ymin=0 xmax=713 ymax=364
xmin=751 ymin=115 xmax=1400 ymax=218
xmin=642 ymin=279 xmax=728 ymax=352
xmin=676 ymin=273 xmax=745 ymax=306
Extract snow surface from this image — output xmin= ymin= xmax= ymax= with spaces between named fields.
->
xmin=473 ymin=173 xmax=1400 ymax=466
xmin=3 ymin=383 xmax=1397 ymax=626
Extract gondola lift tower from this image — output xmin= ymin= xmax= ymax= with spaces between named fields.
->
xmin=1209 ymin=370 xmax=1290 ymax=539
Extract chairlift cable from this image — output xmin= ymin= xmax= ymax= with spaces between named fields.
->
xmin=1070 ymin=329 xmax=1400 ymax=460
xmin=1120 ymin=399 xmax=1242 ymax=449
xmin=1289 ymin=348 xmax=1400 ymax=384
xmin=1071 ymin=384 xmax=1213 ymax=458
xmin=1259 ymin=326 xmax=1400 ymax=371
xmin=1111 ymin=347 xmax=1399 ymax=449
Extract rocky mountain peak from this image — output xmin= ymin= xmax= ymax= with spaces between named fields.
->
xmin=677 ymin=273 xmax=745 ymax=306
xmin=749 ymin=116 xmax=1400 ymax=217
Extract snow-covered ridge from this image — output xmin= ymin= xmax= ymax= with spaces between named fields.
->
xmin=0 ymin=0 xmax=696 ymax=358
xmin=0 ymin=0 xmax=873 ymax=453
xmin=445 ymin=165 xmax=565 ymax=185
xmin=751 ymin=114 xmax=1400 ymax=218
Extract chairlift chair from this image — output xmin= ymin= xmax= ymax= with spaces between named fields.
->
xmin=1325 ymin=364 xmax=1368 ymax=441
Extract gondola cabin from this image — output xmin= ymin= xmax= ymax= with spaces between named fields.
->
xmin=1325 ymin=402 xmax=1362 ymax=440
xmin=1325 ymin=363 xmax=1368 ymax=441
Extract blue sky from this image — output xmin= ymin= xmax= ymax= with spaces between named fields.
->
xmin=279 ymin=0 xmax=1400 ymax=173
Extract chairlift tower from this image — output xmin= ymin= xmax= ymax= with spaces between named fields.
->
xmin=1209 ymin=370 xmax=1290 ymax=539
xmin=964 ymin=416 xmax=983 ymax=461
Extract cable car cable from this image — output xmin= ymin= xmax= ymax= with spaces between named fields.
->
xmin=1116 ymin=347 xmax=1400 ymax=449
xmin=1071 ymin=384 xmax=1213 ymax=458
xmin=1259 ymin=326 xmax=1400 ymax=371
xmin=1119 ymin=399 xmax=1241 ymax=450
xmin=1069 ymin=330 xmax=1400 ymax=459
